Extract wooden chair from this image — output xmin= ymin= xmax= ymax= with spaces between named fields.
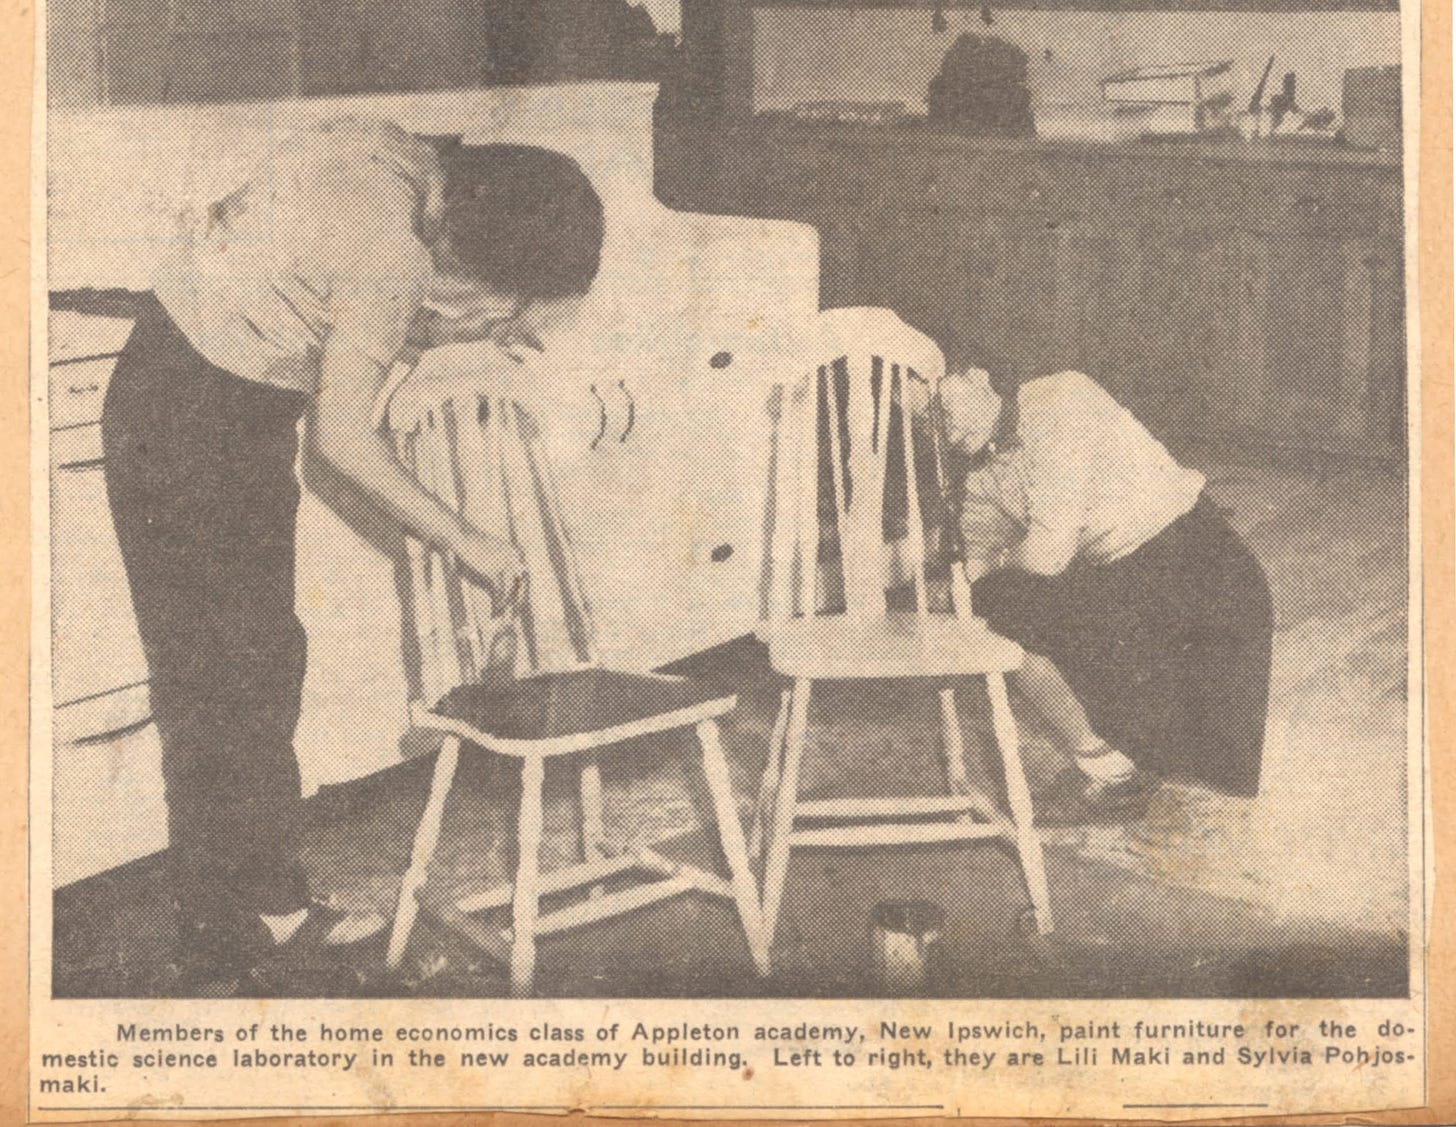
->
xmin=753 ymin=307 xmax=1053 ymax=954
xmin=381 ymin=376 xmax=771 ymax=996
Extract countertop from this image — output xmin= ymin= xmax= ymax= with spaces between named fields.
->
xmin=660 ymin=113 xmax=1405 ymax=172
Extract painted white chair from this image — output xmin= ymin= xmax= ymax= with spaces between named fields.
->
xmin=381 ymin=375 xmax=771 ymax=996
xmin=753 ymin=308 xmax=1054 ymax=954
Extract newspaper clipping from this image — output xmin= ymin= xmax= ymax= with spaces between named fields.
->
xmin=29 ymin=0 xmax=1430 ymax=1118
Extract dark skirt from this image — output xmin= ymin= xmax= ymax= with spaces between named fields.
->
xmin=101 ymin=294 xmax=314 ymax=924
xmin=972 ymin=495 xmax=1273 ymax=796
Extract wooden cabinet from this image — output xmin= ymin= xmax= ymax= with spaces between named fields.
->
xmin=471 ymin=328 xmax=784 ymax=673
xmin=579 ymin=349 xmax=778 ymax=668
xmin=656 ymin=116 xmax=1406 ymax=459
xmin=52 ymin=715 xmax=169 ymax=888
xmin=47 ymin=313 xmax=149 ymax=722
xmin=1228 ymin=164 xmax=1406 ymax=449
xmin=46 ymin=310 xmax=170 ymax=888
xmin=1064 ymin=207 xmax=1236 ymax=436
xmin=99 ymin=7 xmax=301 ymax=105
xmin=50 ymin=426 xmax=150 ymax=713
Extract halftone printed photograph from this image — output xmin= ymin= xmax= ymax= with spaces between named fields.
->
xmin=28 ymin=0 xmax=1431 ymax=1118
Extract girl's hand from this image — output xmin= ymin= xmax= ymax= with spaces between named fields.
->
xmin=484 ymin=319 xmax=545 ymax=364
xmin=457 ymin=531 xmax=528 ymax=615
xmin=416 ymin=307 xmax=545 ymax=362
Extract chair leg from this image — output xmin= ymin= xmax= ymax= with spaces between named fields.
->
xmin=580 ymin=761 xmax=607 ymax=860
xmin=696 ymin=719 xmax=772 ymax=977
xmin=387 ymin=735 xmax=462 ymax=970
xmin=580 ymin=760 xmax=608 ymax=899
xmin=748 ymin=688 xmax=792 ymax=861
xmin=939 ymin=686 xmax=975 ymax=824
xmin=511 ymin=756 xmax=546 ymax=996
xmin=986 ymin=672 xmax=1053 ymax=934
xmin=762 ymin=677 xmax=811 ymax=949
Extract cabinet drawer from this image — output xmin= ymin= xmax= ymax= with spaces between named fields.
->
xmin=1098 ymin=160 xmax=1249 ymax=227
xmin=51 ymin=431 xmax=150 ymax=707
xmin=763 ymin=141 xmax=871 ymax=206
xmin=54 ymin=681 xmax=152 ymax=749
xmin=918 ymin=154 xmax=1096 ymax=221
xmin=1247 ymin=168 xmax=1387 ymax=235
xmin=49 ymin=311 xmax=133 ymax=364
xmin=904 ymin=153 xmax=1007 ymax=211
xmin=52 ymin=715 xmax=168 ymax=887
xmin=50 ymin=356 xmax=120 ymax=430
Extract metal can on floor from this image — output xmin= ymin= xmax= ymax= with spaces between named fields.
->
xmin=869 ymin=900 xmax=946 ymax=994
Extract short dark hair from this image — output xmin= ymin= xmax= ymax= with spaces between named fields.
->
xmin=899 ymin=310 xmax=1023 ymax=457
xmin=440 ymin=144 xmax=605 ymax=302
xmin=897 ymin=311 xmax=1016 ymax=396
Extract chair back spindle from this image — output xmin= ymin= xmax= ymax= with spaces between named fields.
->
xmin=385 ymin=372 xmax=596 ymax=704
xmin=766 ymin=309 xmax=948 ymax=629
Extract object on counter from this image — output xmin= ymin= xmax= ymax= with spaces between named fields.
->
xmin=870 ymin=901 xmax=946 ymax=994
xmin=1035 ymin=102 xmax=1228 ymax=142
xmin=1240 ymin=107 xmax=1340 ymax=141
xmin=1102 ymin=59 xmax=1233 ymax=106
xmin=1248 ymin=55 xmax=1276 ymax=114
xmin=927 ymin=33 xmax=1036 ymax=137
xmin=1144 ymin=95 xmax=1235 ymax=136
xmin=1034 ymin=105 xmax=1150 ymax=143
xmin=789 ymin=101 xmax=910 ymax=125
xmin=1268 ymin=72 xmax=1297 ymax=130
xmin=1343 ymin=65 xmax=1401 ymax=151
xmin=1239 ymin=68 xmax=1339 ymax=140
xmin=1238 ymin=59 xmax=1299 ymax=139
xmin=1100 ymin=59 xmax=1235 ymax=136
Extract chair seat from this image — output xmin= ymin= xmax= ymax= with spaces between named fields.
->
xmin=420 ymin=668 xmax=738 ymax=756
xmin=764 ymin=613 xmax=1023 ymax=680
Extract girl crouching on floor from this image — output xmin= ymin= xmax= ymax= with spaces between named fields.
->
xmin=936 ymin=353 xmax=1274 ymax=824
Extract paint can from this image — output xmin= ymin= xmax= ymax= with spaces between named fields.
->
xmin=869 ymin=900 xmax=946 ymax=994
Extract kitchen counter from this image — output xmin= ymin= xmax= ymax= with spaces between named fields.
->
xmin=693 ymin=115 xmax=1404 ymax=170
xmin=655 ymin=99 xmax=1408 ymax=459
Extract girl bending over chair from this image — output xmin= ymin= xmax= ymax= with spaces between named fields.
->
xmin=930 ymin=335 xmax=1273 ymax=825
xmin=102 ymin=117 xmax=605 ymax=995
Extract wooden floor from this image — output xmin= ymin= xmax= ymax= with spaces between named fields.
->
xmin=52 ymin=454 xmax=1412 ymax=998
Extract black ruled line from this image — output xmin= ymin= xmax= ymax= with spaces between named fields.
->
xmin=1125 ymin=1103 xmax=1270 ymax=1109
xmin=594 ymin=1105 xmax=945 ymax=1111
xmin=36 ymin=1106 xmax=574 ymax=1113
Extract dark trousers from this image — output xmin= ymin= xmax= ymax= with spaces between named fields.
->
xmin=101 ymin=297 xmax=313 ymax=924
xmin=973 ymin=495 xmax=1274 ymax=796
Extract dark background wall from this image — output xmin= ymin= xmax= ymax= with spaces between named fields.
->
xmin=48 ymin=0 xmax=674 ymax=108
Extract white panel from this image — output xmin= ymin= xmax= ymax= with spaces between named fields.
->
xmin=53 ymin=681 xmax=153 ymax=748
xmin=52 ymin=719 xmax=168 ymax=888
xmin=48 ymin=355 xmax=120 ymax=430
xmin=49 ymin=311 xmax=134 ymax=363
xmin=50 ymin=434 xmax=151 ymax=707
